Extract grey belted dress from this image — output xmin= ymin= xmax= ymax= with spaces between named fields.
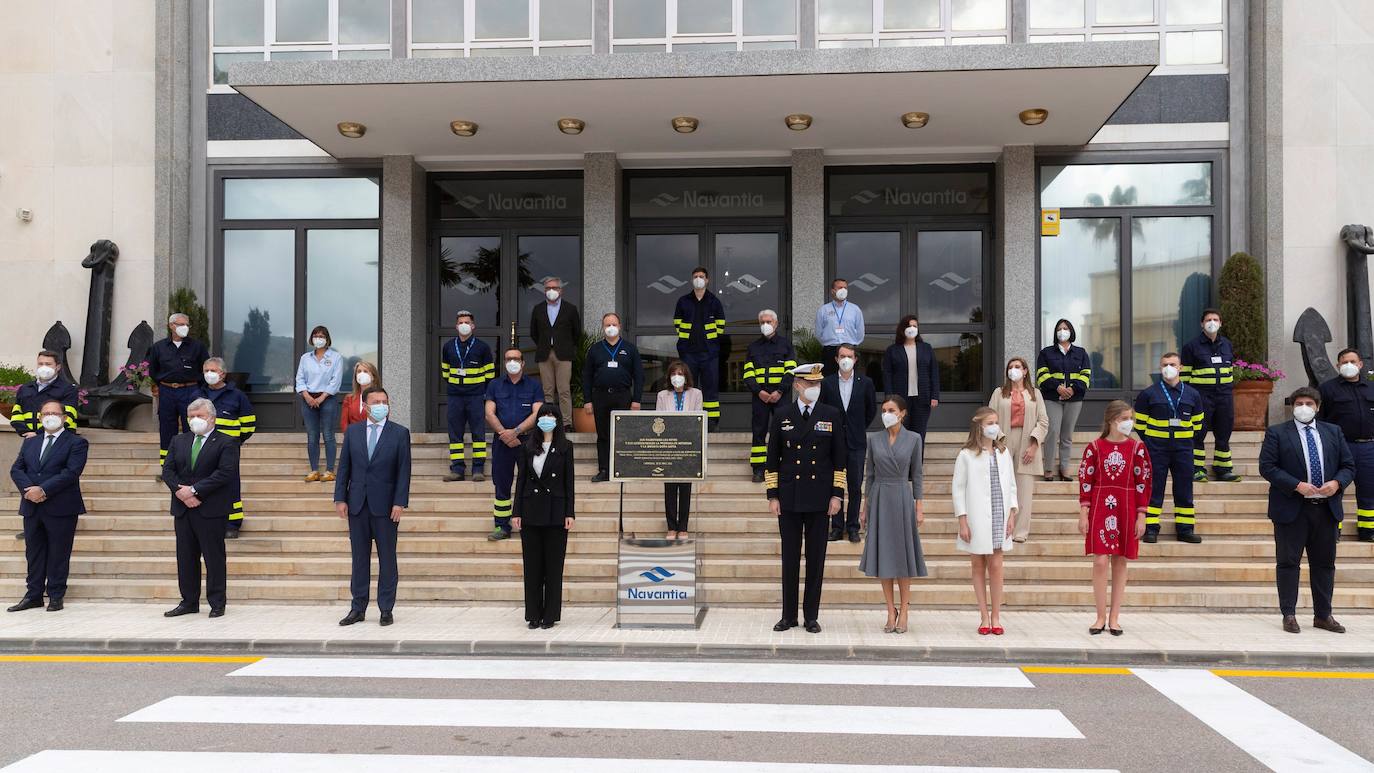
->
xmin=859 ymin=428 xmax=929 ymax=579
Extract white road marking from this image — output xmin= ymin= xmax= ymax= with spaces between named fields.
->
xmin=118 ymin=696 xmax=1083 ymax=738
xmin=0 ymin=751 xmax=1117 ymax=773
xmin=230 ymin=658 xmax=1034 ymax=688
xmin=1133 ymin=669 xmax=1374 ymax=772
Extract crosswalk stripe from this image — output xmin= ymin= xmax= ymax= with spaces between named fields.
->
xmin=230 ymin=658 xmax=1034 ymax=688
xmin=0 ymin=750 xmax=1119 ymax=773
xmin=119 ymin=696 xmax=1084 ymax=738
xmin=1133 ymin=669 xmax=1374 ymax=772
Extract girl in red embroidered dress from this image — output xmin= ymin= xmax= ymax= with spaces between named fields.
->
xmin=1077 ymin=400 xmax=1152 ymax=636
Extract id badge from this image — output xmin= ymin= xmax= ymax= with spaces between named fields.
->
xmin=1211 ymin=356 xmax=1222 ymax=364
xmin=1169 ymin=418 xmax=1182 ymax=427
xmin=607 ymin=360 xmax=619 ymax=368
xmin=457 ymin=368 xmax=467 ymax=377
xmin=834 ymin=326 xmax=845 ymax=335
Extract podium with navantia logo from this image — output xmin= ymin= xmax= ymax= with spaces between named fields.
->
xmin=610 ymin=410 xmax=707 ymax=629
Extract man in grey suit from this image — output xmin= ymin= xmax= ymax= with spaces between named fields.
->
xmin=334 ymin=387 xmax=411 ymax=627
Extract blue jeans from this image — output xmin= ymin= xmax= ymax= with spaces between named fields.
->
xmin=301 ymin=394 xmax=340 ymax=472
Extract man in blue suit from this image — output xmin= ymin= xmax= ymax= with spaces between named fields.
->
xmin=334 ymin=386 xmax=411 ymax=627
xmin=8 ymin=399 xmax=88 ymax=612
xmin=820 ymin=343 xmax=876 ymax=543
xmin=1258 ymin=386 xmax=1356 ymax=634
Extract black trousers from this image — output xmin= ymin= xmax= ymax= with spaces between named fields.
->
xmin=831 ymin=447 xmax=864 ymax=535
xmin=174 ymin=514 xmax=227 ymax=609
xmin=904 ymin=397 xmax=932 ymax=440
xmin=779 ymin=509 xmax=829 ymax=623
xmin=1274 ymin=501 xmax=1339 ymax=618
xmin=22 ymin=513 xmax=78 ymax=602
xmin=750 ymin=395 xmax=784 ymax=471
xmin=821 ymin=346 xmax=840 ymax=376
xmin=156 ymin=385 xmax=197 ymax=463
xmin=665 ymin=483 xmax=692 ymax=531
xmin=348 ymin=509 xmax=399 ymax=613
xmin=592 ymin=387 xmax=632 ymax=473
xmin=1194 ymin=390 xmax=1235 ymax=473
xmin=520 ymin=524 xmax=569 ymax=623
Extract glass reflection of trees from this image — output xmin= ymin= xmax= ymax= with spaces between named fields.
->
xmin=438 ymin=242 xmax=535 ymax=332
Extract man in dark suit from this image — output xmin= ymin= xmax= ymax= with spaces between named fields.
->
xmin=334 ymin=386 xmax=412 ymax=627
xmin=820 ymin=343 xmax=876 ymax=543
xmin=1258 ymin=386 xmax=1356 ymax=634
xmin=765 ymin=364 xmax=847 ymax=634
xmin=8 ymin=399 xmax=89 ymax=612
xmin=529 ymin=276 xmax=582 ymax=427
xmin=161 ymin=397 xmax=241 ymax=618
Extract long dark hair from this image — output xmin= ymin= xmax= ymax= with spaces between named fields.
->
xmin=525 ymin=404 xmax=566 ymax=457
xmin=894 ymin=314 xmax=921 ymax=345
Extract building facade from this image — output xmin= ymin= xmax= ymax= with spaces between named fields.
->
xmin=2 ymin=1 xmax=1347 ymax=434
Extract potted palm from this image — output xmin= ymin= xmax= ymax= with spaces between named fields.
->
xmin=569 ymin=328 xmax=597 ymax=433
xmin=1218 ymin=251 xmax=1274 ymax=429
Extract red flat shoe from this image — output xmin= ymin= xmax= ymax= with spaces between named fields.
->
xmin=978 ymin=626 xmax=992 ymax=636
xmin=991 ymin=626 xmax=1005 ymax=636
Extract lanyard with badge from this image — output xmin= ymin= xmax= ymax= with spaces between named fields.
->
xmin=831 ymin=302 xmax=847 ymax=337
xmin=455 ymin=337 xmax=472 ymax=377
xmin=1160 ymin=381 xmax=1182 ymax=427
xmin=604 ymin=339 xmax=621 ymax=369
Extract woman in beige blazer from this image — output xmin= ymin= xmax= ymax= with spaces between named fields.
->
xmin=988 ymin=356 xmax=1050 ymax=543
xmin=655 ymin=360 xmax=704 ymax=539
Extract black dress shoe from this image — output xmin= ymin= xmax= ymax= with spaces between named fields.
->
xmin=45 ymin=599 xmax=64 ymax=612
xmin=7 ymin=598 xmax=43 ymax=612
xmin=752 ymin=470 xmax=765 ymax=484
xmin=528 ymin=620 xmax=540 ymax=629
xmin=540 ymin=620 xmax=556 ymax=629
xmin=1359 ymin=533 xmax=1374 ymax=543
xmin=164 ymin=604 xmax=199 ymax=617
xmin=208 ymin=608 xmax=224 ymax=618
xmin=827 ymin=529 xmax=843 ymax=542
xmin=847 ymin=531 xmax=862 ymax=543
xmin=804 ymin=620 xmax=822 ymax=634
xmin=380 ymin=612 xmax=394 ymax=626
xmin=772 ymin=618 xmax=796 ymax=632
xmin=338 ymin=610 xmax=365 ymax=626
xmin=1314 ymin=616 xmax=1346 ymax=633
xmin=443 ymin=472 xmax=466 ymax=482
xmin=1176 ymin=532 xmax=1202 ymax=544
xmin=225 ymin=529 xmax=240 ymax=540
xmin=1215 ymin=470 xmax=1242 ymax=482
xmin=1142 ymin=531 xmax=1159 ymax=544
xmin=591 ymin=471 xmax=609 ymax=483
xmin=1282 ymin=615 xmax=1301 ymax=634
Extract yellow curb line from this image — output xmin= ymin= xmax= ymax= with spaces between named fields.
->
xmin=1211 ymin=669 xmax=1374 ymax=680
xmin=1021 ymin=666 xmax=1133 ymax=675
xmin=0 ymin=655 xmax=261 ymax=664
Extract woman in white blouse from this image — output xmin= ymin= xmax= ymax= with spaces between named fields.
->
xmin=654 ymin=360 xmax=703 ymax=539
xmin=953 ymin=406 xmax=1018 ymax=636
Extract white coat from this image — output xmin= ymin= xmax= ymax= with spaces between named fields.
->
xmin=952 ymin=446 xmax=1019 ymax=555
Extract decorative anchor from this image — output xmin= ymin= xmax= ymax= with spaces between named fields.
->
xmin=1293 ymin=225 xmax=1374 ymax=386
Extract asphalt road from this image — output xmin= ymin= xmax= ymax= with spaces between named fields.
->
xmin=0 ymin=655 xmax=1370 ymax=772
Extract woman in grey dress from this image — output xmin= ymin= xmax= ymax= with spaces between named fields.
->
xmin=859 ymin=396 xmax=928 ymax=634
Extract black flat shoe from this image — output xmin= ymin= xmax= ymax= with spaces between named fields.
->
xmin=7 ymin=598 xmax=43 ymax=613
xmin=225 ymin=529 xmax=240 ymax=540
xmin=772 ymin=618 xmax=796 ymax=632
xmin=827 ymin=530 xmax=843 ymax=542
xmin=208 ymin=608 xmax=224 ymax=618
xmin=847 ymin=531 xmax=861 ymax=543
xmin=804 ymin=620 xmax=822 ymax=634
xmin=528 ymin=620 xmax=540 ymax=629
xmin=338 ymin=610 xmax=365 ymax=626
xmin=1089 ymin=625 xmax=1105 ymax=635
xmin=591 ymin=471 xmax=609 ymax=482
xmin=1109 ymin=627 xmax=1123 ymax=636
xmin=1176 ymin=533 xmax=1202 ymax=544
xmin=380 ymin=612 xmax=394 ymax=626
xmin=164 ymin=604 xmax=199 ymax=617
xmin=540 ymin=620 xmax=556 ymax=629
xmin=1142 ymin=531 xmax=1158 ymax=544
xmin=45 ymin=599 xmax=63 ymax=612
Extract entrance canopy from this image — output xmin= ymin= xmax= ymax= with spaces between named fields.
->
xmin=229 ymin=42 xmax=1156 ymax=167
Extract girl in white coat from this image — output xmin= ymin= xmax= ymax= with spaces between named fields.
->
xmin=953 ymin=406 xmax=1018 ymax=635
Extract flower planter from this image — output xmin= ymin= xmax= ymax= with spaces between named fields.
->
xmin=1233 ymin=379 xmax=1274 ymax=430
xmin=571 ymin=407 xmax=597 ymax=434
xmin=0 ymin=402 xmax=11 ymax=421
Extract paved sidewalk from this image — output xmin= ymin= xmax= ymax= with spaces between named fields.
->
xmin=1 ymin=603 xmax=1371 ymax=667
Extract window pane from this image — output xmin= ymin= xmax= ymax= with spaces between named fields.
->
xmin=213 ymin=52 xmax=263 ymax=85
xmin=744 ymin=0 xmax=796 ymax=35
xmin=1094 ymin=0 xmax=1153 ymax=24
xmin=338 ymin=48 xmax=392 ymax=59
xmin=1165 ymin=29 xmax=1223 ymax=64
xmin=1030 ymin=33 xmax=1086 ymax=41
xmin=307 ymin=230 xmax=379 ymax=391
xmin=1028 ymin=0 xmax=1084 ymax=28
xmin=412 ymin=0 xmax=463 ymax=43
xmin=518 ymin=235 xmax=583 ymax=340
xmin=439 ymin=235 xmax=503 ymax=332
xmin=614 ymin=0 xmax=667 ymax=38
xmin=1041 ymin=218 xmax=1121 ymax=385
xmin=224 ymin=177 xmax=381 ymax=219
xmin=715 ymin=233 xmax=781 ymax=326
xmin=925 ymin=332 xmax=985 ymax=393
xmin=635 ymin=234 xmax=699 ymax=327
xmin=951 ymin=0 xmax=1005 ymax=30
xmin=339 ymin=0 xmax=390 ymax=43
xmin=1089 ymin=31 xmax=1157 ymax=41
xmin=222 ymin=230 xmax=296 ymax=392
xmin=672 ymin=41 xmax=737 ymax=52
xmin=917 ymin=231 xmax=983 ymax=324
xmin=214 ymin=0 xmax=264 ymax=45
xmin=818 ymin=0 xmax=873 ymax=34
xmin=743 ymin=40 xmax=797 ymax=49
xmin=679 ymin=0 xmax=732 ymax=34
xmin=884 ymin=0 xmax=940 ymax=30
xmin=541 ymin=0 xmax=593 ymax=40
xmin=834 ymin=231 xmax=900 ymax=331
xmin=476 ymin=0 xmax=529 ymax=38
xmin=819 ymin=39 xmax=873 ymax=47
xmin=952 ymin=34 xmax=1004 ymax=43
xmin=614 ymin=43 xmax=667 ymax=52
xmin=471 ymin=46 xmax=534 ymax=55
xmin=540 ymin=44 xmax=593 ymax=54
xmin=275 ymin=0 xmax=329 ymax=42
xmin=411 ymin=48 xmax=464 ymax=57
xmin=880 ymin=36 xmax=944 ymax=45
xmin=634 ymin=335 xmax=681 ymax=395
xmin=270 ymin=50 xmax=333 ymax=61
xmin=1040 ymin=163 xmax=1211 ymax=208
xmin=1130 ymin=216 xmax=1212 ymax=389
xmin=1167 ymin=0 xmax=1223 ymax=26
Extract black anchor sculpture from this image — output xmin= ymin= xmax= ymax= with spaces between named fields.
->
xmin=1293 ymin=224 xmax=1374 ymax=387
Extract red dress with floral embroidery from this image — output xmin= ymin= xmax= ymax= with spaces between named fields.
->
xmin=1077 ymin=437 xmax=1153 ymax=559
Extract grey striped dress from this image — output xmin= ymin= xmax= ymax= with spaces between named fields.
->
xmin=859 ymin=428 xmax=929 ymax=579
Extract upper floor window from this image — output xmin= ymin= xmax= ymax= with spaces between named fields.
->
xmin=612 ymin=0 xmax=798 ymax=52
xmin=1028 ymin=0 xmax=1226 ymax=71
xmin=410 ymin=0 xmax=594 ymax=58
xmin=816 ymin=0 xmax=1008 ymax=47
xmin=211 ymin=0 xmax=392 ymax=86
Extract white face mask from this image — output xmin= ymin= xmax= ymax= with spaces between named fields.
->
xmin=40 ymin=414 xmax=63 ymax=432
xmin=838 ymin=357 xmax=854 ymax=373
xmin=881 ymin=412 xmax=901 ymax=429
xmin=759 ymin=322 xmax=775 ymax=337
xmin=1294 ymin=404 xmax=1317 ymax=424
xmin=1056 ymin=329 xmax=1071 ymax=342
xmin=456 ymin=323 xmax=472 ymax=337
xmin=604 ymin=325 xmax=619 ymax=339
xmin=1339 ymin=362 xmax=1361 ymax=379
xmin=670 ymin=374 xmax=686 ymax=389
xmin=904 ymin=326 xmax=918 ymax=340
xmin=802 ymin=386 xmax=821 ymax=403
xmin=834 ymin=288 xmax=848 ymax=301
xmin=355 ymin=371 xmax=373 ymax=386
xmin=312 ymin=336 xmax=327 ymax=349
xmin=203 ymin=371 xmax=222 ymax=386
xmin=1007 ymin=367 xmax=1024 ymax=383
xmin=982 ymin=423 xmax=1001 ymax=440
xmin=1203 ymin=320 xmax=1221 ymax=335
xmin=188 ymin=417 xmax=211 ymax=435
xmin=35 ymin=365 xmax=56 ymax=381
xmin=692 ymin=277 xmax=706 ymax=290
xmin=545 ymin=288 xmax=560 ymax=302
xmin=1115 ymin=419 xmax=1135 ymax=437
xmin=174 ymin=325 xmax=190 ymax=338
xmin=1162 ymin=364 xmax=1180 ymax=381
xmin=505 ymin=360 xmax=523 ymax=375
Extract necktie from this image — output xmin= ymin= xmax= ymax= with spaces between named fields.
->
xmin=368 ymin=423 xmax=380 ymax=459
xmin=1304 ymin=425 xmax=1323 ymax=486
xmin=802 ymin=405 xmax=811 ymax=421
xmin=39 ymin=435 xmax=55 ymax=466
xmin=191 ymin=435 xmax=204 ymax=469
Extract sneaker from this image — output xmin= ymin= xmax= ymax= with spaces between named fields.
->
xmin=1214 ymin=470 xmax=1242 ymax=482
xmin=443 ymin=472 xmax=465 ymax=482
xmin=487 ymin=528 xmax=511 ymax=541
xmin=304 ymin=471 xmax=322 ymax=482
xmin=1193 ymin=470 xmax=1208 ymax=483
xmin=1176 ymin=532 xmax=1203 ymax=544
xmin=472 ymin=472 xmax=486 ymax=482
xmin=1142 ymin=531 xmax=1159 ymax=544
xmin=321 ymin=471 xmax=335 ymax=482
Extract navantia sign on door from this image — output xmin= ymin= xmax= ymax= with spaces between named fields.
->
xmin=435 ymin=178 xmax=584 ymax=219
xmin=628 ymin=176 xmax=787 ymax=218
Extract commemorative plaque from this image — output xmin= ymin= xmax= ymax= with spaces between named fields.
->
xmin=609 ymin=410 xmax=707 ymax=482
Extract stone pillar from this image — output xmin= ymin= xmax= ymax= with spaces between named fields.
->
xmin=593 ymin=0 xmax=611 ymax=54
xmin=153 ymin=0 xmax=194 ymax=327
xmin=997 ymin=145 xmax=1037 ymax=365
xmin=1250 ymin=0 xmax=1284 ymax=417
xmin=1009 ymin=0 xmax=1029 ymax=43
xmin=798 ymin=0 xmax=817 ymax=48
xmin=583 ymin=152 xmax=621 ymax=333
xmin=381 ymin=155 xmax=427 ymax=428
xmin=790 ymin=149 xmax=825 ymax=337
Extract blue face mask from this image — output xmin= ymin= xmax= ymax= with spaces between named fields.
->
xmin=537 ymin=416 xmax=558 ymax=433
xmin=368 ymin=403 xmax=389 ymax=421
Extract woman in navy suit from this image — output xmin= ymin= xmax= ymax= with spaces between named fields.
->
xmin=881 ymin=315 xmax=940 ymax=438
xmin=513 ymin=405 xmax=576 ymax=629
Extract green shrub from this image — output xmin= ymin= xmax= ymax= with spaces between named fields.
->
xmin=569 ymin=328 xmax=595 ymax=409
xmin=1218 ymin=252 xmax=1266 ymax=364
xmin=791 ymin=327 xmax=823 ymax=364
xmin=168 ymin=288 xmax=210 ymax=344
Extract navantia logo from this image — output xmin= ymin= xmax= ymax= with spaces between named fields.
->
xmin=457 ymin=194 xmax=483 ymax=209
xmin=850 ymin=189 xmax=880 ymax=204
xmin=929 ymin=272 xmax=971 ymax=292
xmin=648 ymin=275 xmax=686 ymax=294
xmin=650 ymin=193 xmax=680 ymax=207
xmin=725 ymin=274 xmax=767 ymax=294
xmin=847 ymin=272 xmax=889 ymax=292
xmin=639 ymin=566 xmax=676 ymax=583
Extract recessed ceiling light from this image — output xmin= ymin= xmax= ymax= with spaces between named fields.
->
xmin=785 ymin=114 xmax=812 ymax=131
xmin=557 ymin=118 xmax=586 ymax=135
xmin=1018 ymin=108 xmax=1049 ymax=126
xmin=336 ymin=121 xmax=366 ymax=138
xmin=450 ymin=120 xmax=479 ymax=137
xmin=900 ymin=111 xmax=929 ymax=129
xmin=671 ymin=116 xmax=699 ymax=133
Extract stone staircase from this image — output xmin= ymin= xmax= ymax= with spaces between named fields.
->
xmin=3 ymin=430 xmax=1372 ymax=611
